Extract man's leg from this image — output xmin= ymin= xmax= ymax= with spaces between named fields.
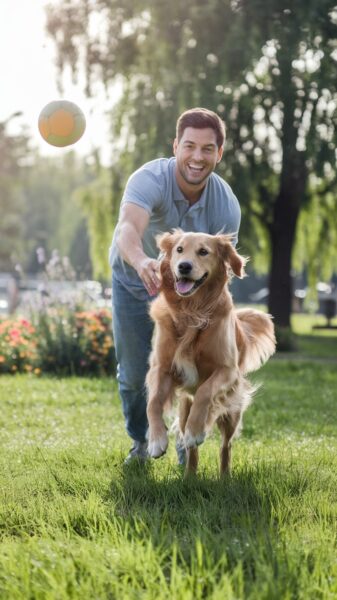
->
xmin=112 ymin=277 xmax=154 ymax=448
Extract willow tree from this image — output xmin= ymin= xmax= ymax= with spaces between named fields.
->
xmin=0 ymin=114 xmax=28 ymax=271
xmin=46 ymin=0 xmax=337 ymax=342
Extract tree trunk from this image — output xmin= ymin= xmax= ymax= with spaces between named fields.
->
xmin=267 ymin=149 xmax=307 ymax=340
xmin=268 ymin=47 xmax=307 ymax=337
xmin=268 ymin=191 xmax=300 ymax=328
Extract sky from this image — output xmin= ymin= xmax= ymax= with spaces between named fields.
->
xmin=0 ymin=0 xmax=113 ymax=164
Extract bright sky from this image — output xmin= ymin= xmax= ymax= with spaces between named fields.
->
xmin=0 ymin=0 xmax=113 ymax=164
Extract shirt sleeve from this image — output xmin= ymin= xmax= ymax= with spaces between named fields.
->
xmin=225 ymin=191 xmax=241 ymax=247
xmin=210 ymin=185 xmax=241 ymax=247
xmin=121 ymin=166 xmax=163 ymax=215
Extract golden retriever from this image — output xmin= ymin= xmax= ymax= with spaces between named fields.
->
xmin=146 ymin=230 xmax=276 ymax=476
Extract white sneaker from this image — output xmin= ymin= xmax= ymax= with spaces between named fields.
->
xmin=124 ymin=441 xmax=149 ymax=464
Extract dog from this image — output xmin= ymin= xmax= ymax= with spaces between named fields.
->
xmin=146 ymin=230 xmax=276 ymax=476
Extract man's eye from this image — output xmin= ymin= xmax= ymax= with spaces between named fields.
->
xmin=177 ymin=246 xmax=183 ymax=253
xmin=198 ymin=248 xmax=209 ymax=256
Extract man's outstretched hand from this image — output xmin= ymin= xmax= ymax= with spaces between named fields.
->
xmin=136 ymin=257 xmax=161 ymax=296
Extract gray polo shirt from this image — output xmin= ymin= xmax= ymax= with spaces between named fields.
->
xmin=109 ymin=157 xmax=241 ymax=299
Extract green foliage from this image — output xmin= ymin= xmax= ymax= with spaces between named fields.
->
xmin=0 ymin=309 xmax=116 ymax=377
xmin=75 ymin=168 xmax=116 ymax=280
xmin=0 ymin=119 xmax=95 ymax=276
xmin=0 ymin=117 xmax=29 ymax=270
xmin=0 ymin=330 xmax=336 ymax=597
xmin=34 ymin=307 xmax=116 ymax=377
xmin=46 ymin=0 xmax=337 ymax=329
xmin=22 ymin=152 xmax=93 ymax=277
xmin=294 ymin=189 xmax=337 ymax=291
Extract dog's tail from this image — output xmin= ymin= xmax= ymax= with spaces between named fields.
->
xmin=235 ymin=308 xmax=276 ymax=374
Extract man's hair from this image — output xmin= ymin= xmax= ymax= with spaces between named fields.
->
xmin=176 ymin=107 xmax=226 ymax=148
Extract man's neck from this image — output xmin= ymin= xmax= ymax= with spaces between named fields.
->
xmin=174 ymin=167 xmax=206 ymax=205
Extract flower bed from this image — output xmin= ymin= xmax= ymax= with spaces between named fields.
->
xmin=0 ymin=318 xmax=38 ymax=374
xmin=0 ymin=309 xmax=116 ymax=376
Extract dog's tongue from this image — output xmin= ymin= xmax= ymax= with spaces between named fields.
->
xmin=176 ymin=279 xmax=195 ymax=294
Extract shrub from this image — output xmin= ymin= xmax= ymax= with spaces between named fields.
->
xmin=0 ymin=250 xmax=116 ymax=376
xmin=34 ymin=307 xmax=116 ymax=376
xmin=0 ymin=318 xmax=38 ymax=374
xmin=0 ymin=309 xmax=116 ymax=377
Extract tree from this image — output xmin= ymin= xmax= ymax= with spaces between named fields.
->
xmin=0 ymin=115 xmax=95 ymax=278
xmin=234 ymin=0 xmax=337 ymax=336
xmin=0 ymin=114 xmax=28 ymax=271
xmin=22 ymin=151 xmax=94 ymax=277
xmin=74 ymin=163 xmax=116 ymax=280
xmin=46 ymin=0 xmax=337 ymax=343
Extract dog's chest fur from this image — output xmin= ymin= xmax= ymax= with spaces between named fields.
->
xmin=174 ymin=357 xmax=199 ymax=389
xmin=152 ymin=285 xmax=236 ymax=391
xmin=171 ymin=323 xmax=210 ymax=390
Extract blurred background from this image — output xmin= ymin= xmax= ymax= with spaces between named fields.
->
xmin=0 ymin=0 xmax=336 ymax=346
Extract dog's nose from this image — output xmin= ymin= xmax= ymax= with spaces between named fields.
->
xmin=178 ymin=261 xmax=193 ymax=275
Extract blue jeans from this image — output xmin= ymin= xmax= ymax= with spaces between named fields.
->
xmin=112 ymin=276 xmax=154 ymax=443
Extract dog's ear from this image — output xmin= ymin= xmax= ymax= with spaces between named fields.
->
xmin=227 ymin=245 xmax=247 ymax=278
xmin=216 ymin=235 xmax=247 ymax=278
xmin=156 ymin=232 xmax=174 ymax=254
xmin=156 ymin=229 xmax=183 ymax=254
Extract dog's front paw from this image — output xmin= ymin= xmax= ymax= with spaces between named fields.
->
xmin=184 ymin=428 xmax=206 ymax=449
xmin=148 ymin=433 xmax=168 ymax=458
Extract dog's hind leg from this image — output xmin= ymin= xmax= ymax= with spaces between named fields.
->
xmin=185 ymin=447 xmax=199 ymax=475
xmin=179 ymin=393 xmax=193 ymax=434
xmin=217 ymin=411 xmax=241 ymax=476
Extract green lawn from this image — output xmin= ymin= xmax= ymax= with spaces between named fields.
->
xmin=0 ymin=319 xmax=336 ymax=599
xmin=291 ymin=313 xmax=337 ymax=358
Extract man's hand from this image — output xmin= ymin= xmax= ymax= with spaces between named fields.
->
xmin=136 ymin=257 xmax=161 ymax=296
xmin=116 ymin=203 xmax=163 ymax=295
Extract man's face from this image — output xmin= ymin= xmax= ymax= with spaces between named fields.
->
xmin=173 ymin=127 xmax=223 ymax=187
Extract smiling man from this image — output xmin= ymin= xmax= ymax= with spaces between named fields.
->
xmin=109 ymin=107 xmax=241 ymax=464
xmin=174 ymin=126 xmax=223 ymax=198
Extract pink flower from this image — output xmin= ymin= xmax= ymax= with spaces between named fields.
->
xmin=20 ymin=319 xmax=31 ymax=328
xmin=9 ymin=328 xmax=20 ymax=340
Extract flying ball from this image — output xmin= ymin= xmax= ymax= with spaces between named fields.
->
xmin=38 ymin=100 xmax=86 ymax=147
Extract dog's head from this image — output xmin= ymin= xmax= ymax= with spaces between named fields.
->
xmin=157 ymin=229 xmax=247 ymax=298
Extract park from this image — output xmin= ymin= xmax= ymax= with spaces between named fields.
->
xmin=0 ymin=316 xmax=336 ymax=598
xmin=0 ymin=0 xmax=336 ymax=598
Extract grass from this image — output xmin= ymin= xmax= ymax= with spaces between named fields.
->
xmin=0 ymin=317 xmax=336 ymax=599
xmin=291 ymin=313 xmax=337 ymax=358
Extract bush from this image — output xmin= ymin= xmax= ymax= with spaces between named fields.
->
xmin=34 ymin=307 xmax=116 ymax=376
xmin=0 ymin=318 xmax=38 ymax=374
xmin=0 ymin=309 xmax=116 ymax=377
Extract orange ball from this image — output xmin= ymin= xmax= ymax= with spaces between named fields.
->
xmin=38 ymin=100 xmax=86 ymax=147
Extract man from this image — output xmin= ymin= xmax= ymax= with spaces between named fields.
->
xmin=109 ymin=107 xmax=241 ymax=463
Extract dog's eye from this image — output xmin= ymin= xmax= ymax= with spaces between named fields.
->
xmin=176 ymin=246 xmax=183 ymax=253
xmin=198 ymin=248 xmax=209 ymax=256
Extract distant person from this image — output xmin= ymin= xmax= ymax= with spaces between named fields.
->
xmin=109 ymin=107 xmax=241 ymax=464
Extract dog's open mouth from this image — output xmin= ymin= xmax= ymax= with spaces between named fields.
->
xmin=175 ymin=272 xmax=208 ymax=296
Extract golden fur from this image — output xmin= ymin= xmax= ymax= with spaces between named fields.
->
xmin=146 ymin=230 xmax=276 ymax=476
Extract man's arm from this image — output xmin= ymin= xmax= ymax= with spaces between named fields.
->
xmin=116 ymin=203 xmax=161 ymax=296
